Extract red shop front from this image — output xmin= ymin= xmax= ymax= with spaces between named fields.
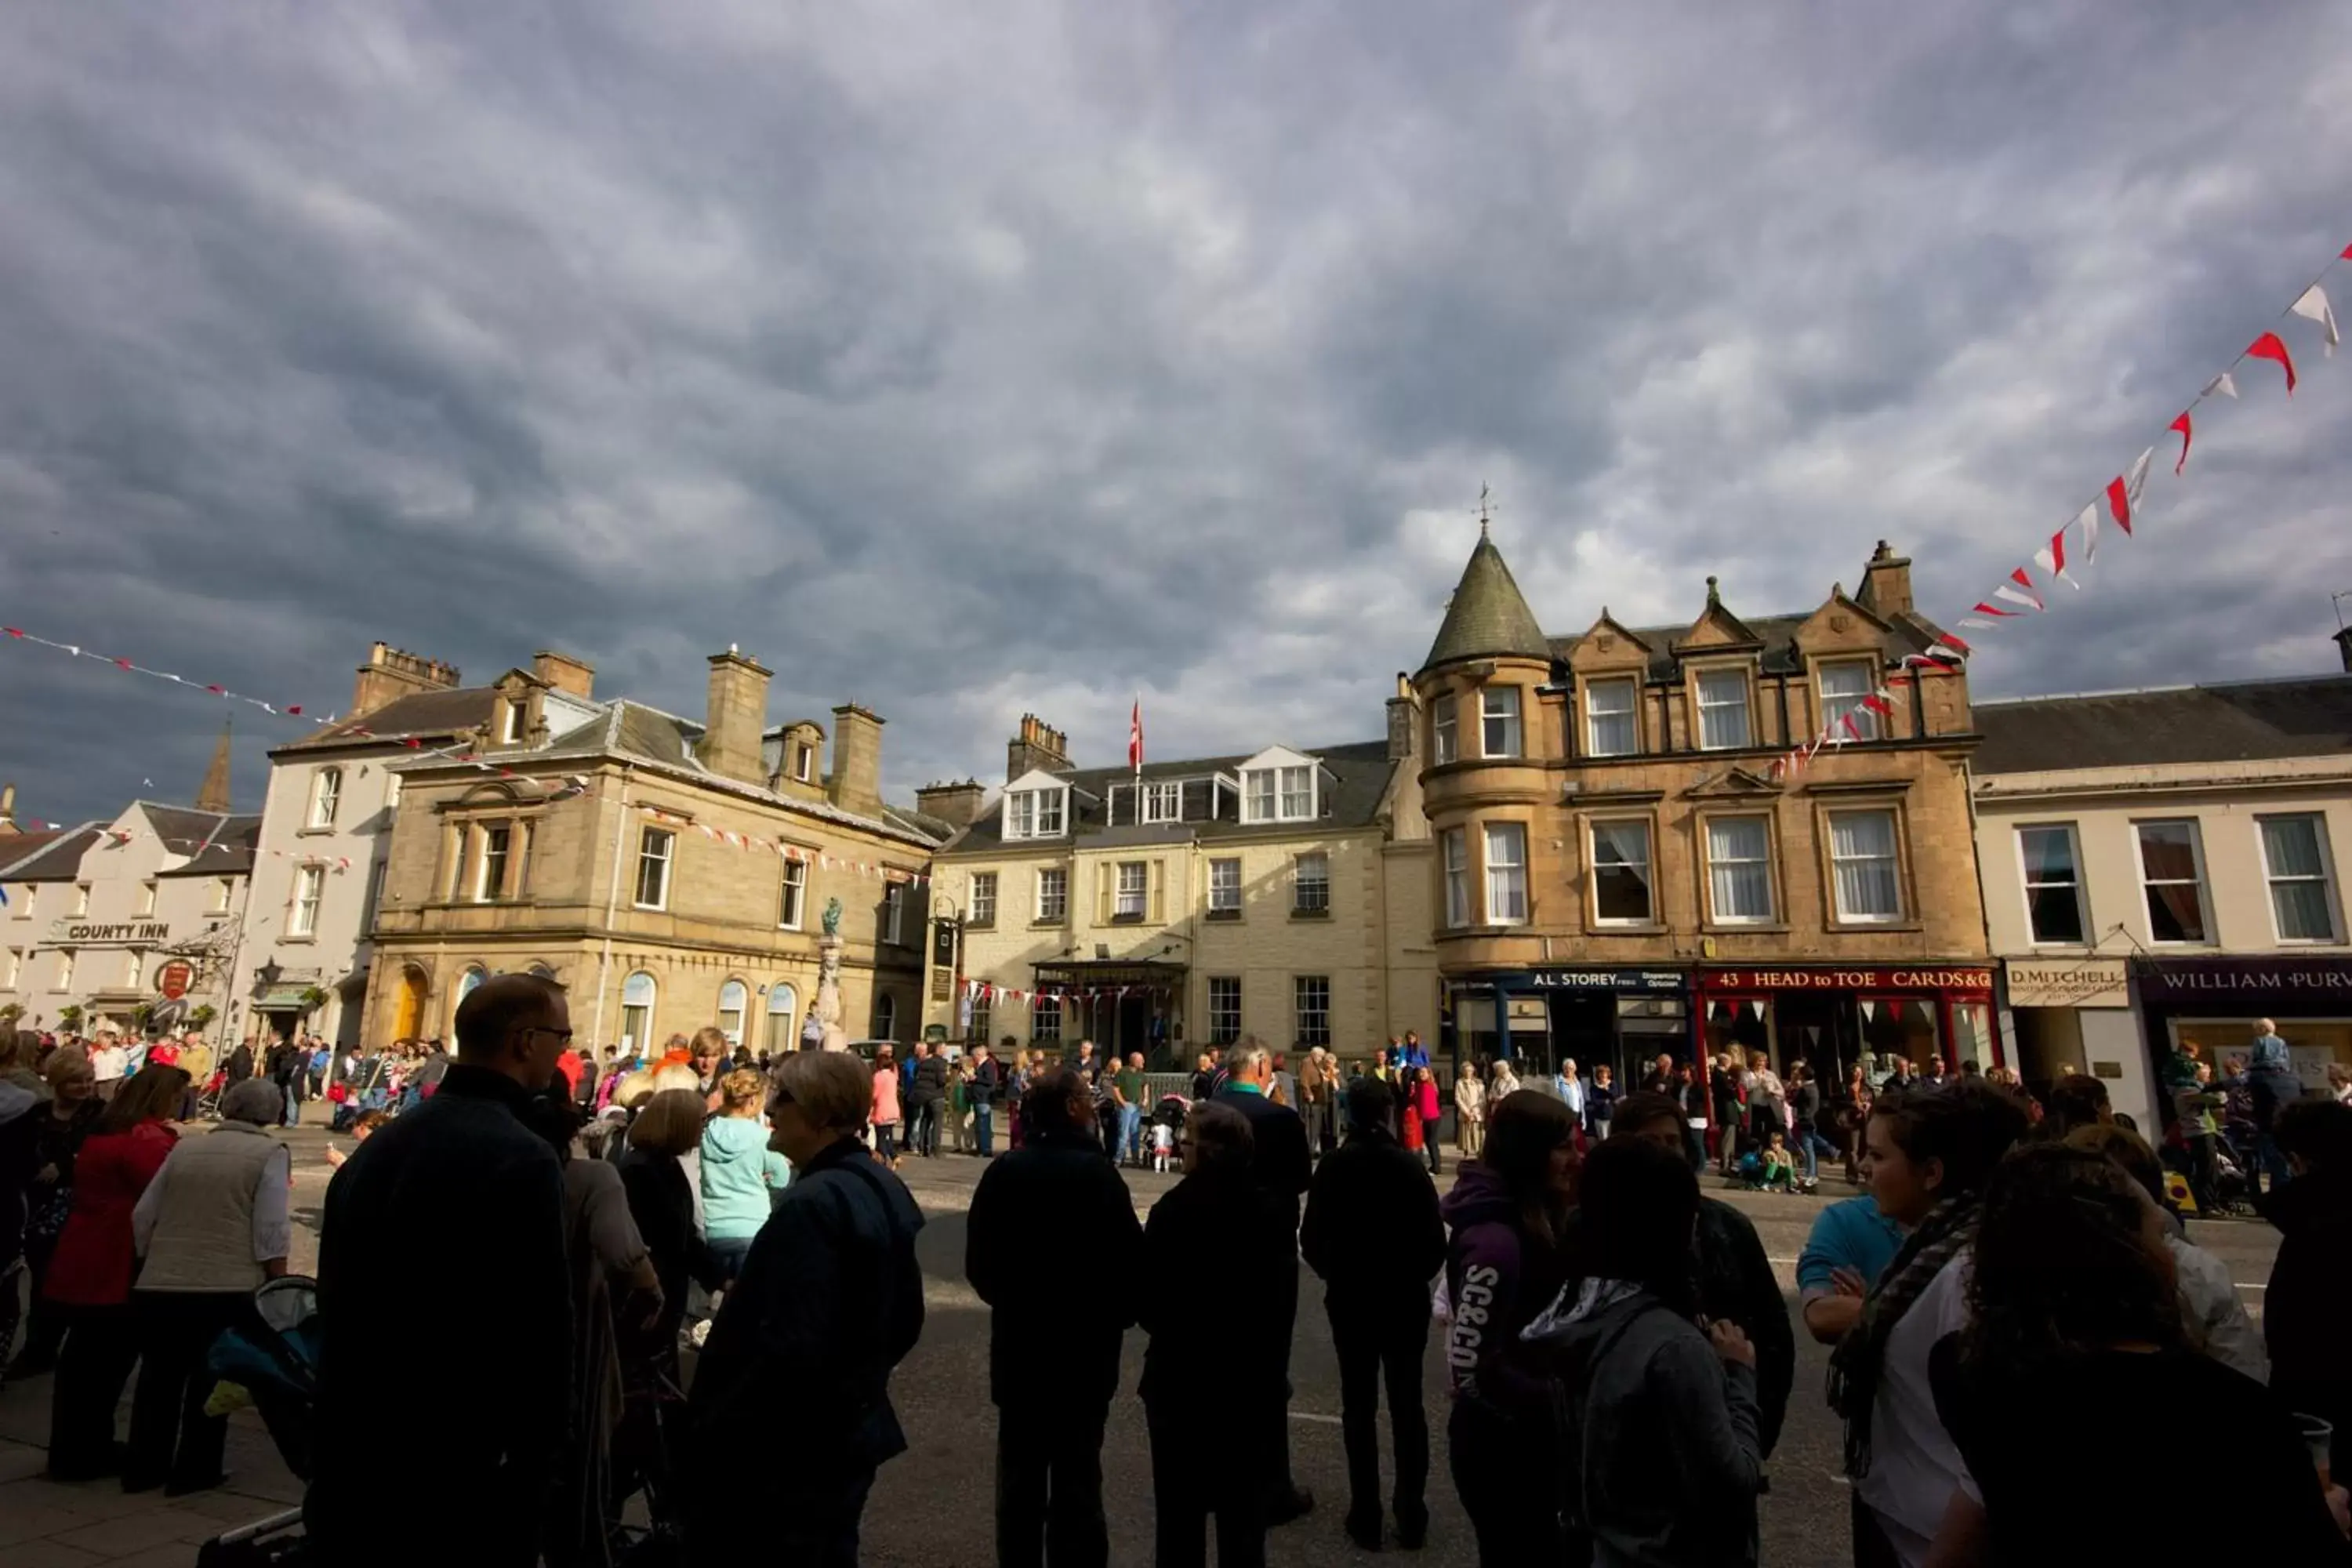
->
xmin=1694 ymin=964 xmax=1998 ymax=1087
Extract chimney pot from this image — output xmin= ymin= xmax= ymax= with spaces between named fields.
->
xmin=532 ymin=650 xmax=596 ymax=700
xmin=827 ymin=703 xmax=887 ymax=818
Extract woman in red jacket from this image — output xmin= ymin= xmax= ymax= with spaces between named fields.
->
xmin=44 ymin=1063 xmax=190 ymax=1480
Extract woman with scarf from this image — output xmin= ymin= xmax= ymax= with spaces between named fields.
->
xmin=1827 ymin=1080 xmax=2028 ymax=1568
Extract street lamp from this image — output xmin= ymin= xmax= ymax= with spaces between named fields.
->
xmin=252 ymin=959 xmax=283 ymax=1000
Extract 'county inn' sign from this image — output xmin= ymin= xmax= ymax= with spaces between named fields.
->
xmin=44 ymin=920 xmax=172 ymax=947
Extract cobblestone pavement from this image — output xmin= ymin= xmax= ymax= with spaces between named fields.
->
xmin=0 ymin=1125 xmax=2281 ymax=1566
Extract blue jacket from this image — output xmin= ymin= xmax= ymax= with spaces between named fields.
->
xmin=700 ymin=1115 xmax=790 ymax=1241
xmin=1795 ymin=1195 xmax=1903 ymax=1297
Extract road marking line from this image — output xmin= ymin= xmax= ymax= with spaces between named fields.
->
xmin=1290 ymin=1411 xmax=1343 ymax=1426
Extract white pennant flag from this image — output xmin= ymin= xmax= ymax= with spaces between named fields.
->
xmin=1748 ymin=1000 xmax=1766 ymax=1021
xmin=1859 ymin=998 xmax=1878 ymax=1022
xmin=2124 ymin=446 xmax=2152 ymax=513
xmin=2292 ymin=285 xmax=2340 ymax=354
xmin=1991 ymin=583 xmax=2043 ymax=612
xmin=2074 ymin=499 xmax=2101 ymax=566
xmin=2202 ymin=370 xmax=2238 ymax=400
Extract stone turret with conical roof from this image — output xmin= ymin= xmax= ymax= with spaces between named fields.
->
xmin=1421 ymin=524 xmax=1552 ymax=675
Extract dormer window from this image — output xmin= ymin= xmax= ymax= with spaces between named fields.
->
xmin=1696 ymin=669 xmax=1751 ymax=750
xmin=1004 ymin=782 xmax=1068 ymax=840
xmin=1142 ymin=781 xmax=1181 ymax=823
xmin=1243 ymin=766 xmax=1313 ymax=824
xmin=1820 ymin=662 xmax=1879 ymax=740
xmin=793 ymin=742 xmax=815 ymax=783
xmin=503 ymin=699 xmax=526 ymax=746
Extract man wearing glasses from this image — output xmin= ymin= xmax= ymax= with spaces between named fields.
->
xmin=307 ymin=972 xmax=574 ymax=1566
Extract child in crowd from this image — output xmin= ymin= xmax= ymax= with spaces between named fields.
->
xmin=1150 ymin=1117 xmax=1175 ymax=1172
xmin=1757 ymin=1127 xmax=1796 ymax=1192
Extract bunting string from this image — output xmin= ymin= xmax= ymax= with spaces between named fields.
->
xmin=1940 ymin=238 xmax=2350 ymax=655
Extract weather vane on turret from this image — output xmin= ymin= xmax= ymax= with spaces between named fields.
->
xmin=1475 ymin=481 xmax=1497 ymax=539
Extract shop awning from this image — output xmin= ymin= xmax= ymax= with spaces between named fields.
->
xmin=255 ymin=985 xmax=315 ymax=1010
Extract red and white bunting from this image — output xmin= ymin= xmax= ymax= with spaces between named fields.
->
xmin=2169 ymin=411 xmax=2194 ymax=476
xmin=2247 ymin=331 xmax=2297 ymax=395
xmin=2031 ymin=523 xmax=2076 ymax=589
xmin=2290 ymin=285 xmax=2338 ymax=355
xmin=2 ymin=626 xmax=317 ymax=723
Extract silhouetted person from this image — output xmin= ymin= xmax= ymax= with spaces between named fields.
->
xmin=968 ymin=1069 xmax=1142 ymax=1568
xmin=1301 ymin=1076 xmax=1445 ymax=1549
xmin=308 ymin=974 xmax=572 ymax=1566
xmin=1213 ymin=1036 xmax=1314 ymax=1524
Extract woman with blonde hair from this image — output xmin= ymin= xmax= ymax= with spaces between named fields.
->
xmin=617 ymin=1089 xmax=718 ymax=1379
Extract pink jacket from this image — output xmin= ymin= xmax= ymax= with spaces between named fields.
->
xmin=872 ymin=1066 xmax=902 ymax=1126
xmin=1416 ymin=1079 xmax=1442 ymax=1122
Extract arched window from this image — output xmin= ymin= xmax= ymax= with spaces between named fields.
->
xmin=764 ymin=982 xmax=799 ymax=1056
xmin=621 ymin=972 xmax=657 ymax=1054
xmin=872 ymin=992 xmax=898 ymax=1043
xmin=717 ymin=979 xmax=749 ymax=1047
xmin=450 ymin=966 xmax=488 ymax=1032
xmin=528 ymin=963 xmax=557 ymax=980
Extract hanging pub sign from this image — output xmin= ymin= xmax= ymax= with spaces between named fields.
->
xmin=157 ymin=960 xmax=194 ymax=1001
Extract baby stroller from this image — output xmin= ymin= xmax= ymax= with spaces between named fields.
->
xmin=194 ymin=1276 xmax=320 ymax=1565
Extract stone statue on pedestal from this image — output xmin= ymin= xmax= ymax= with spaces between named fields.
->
xmin=813 ymin=899 xmax=849 ymax=1051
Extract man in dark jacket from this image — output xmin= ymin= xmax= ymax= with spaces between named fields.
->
xmin=909 ymin=1041 xmax=950 ymax=1158
xmin=690 ymin=1049 xmax=924 ymax=1565
xmin=1300 ymin=1076 xmax=1446 ymax=1549
xmin=2264 ymin=1098 xmax=2352 ymax=1475
xmin=307 ymin=974 xmax=571 ymax=1566
xmin=967 ymin=1068 xmax=1141 ymax=1568
xmin=1214 ymin=1037 xmax=1315 ymax=1524
xmin=967 ymin=1044 xmax=1001 ymax=1157
xmin=1609 ymin=1092 xmax=1796 ymax=1456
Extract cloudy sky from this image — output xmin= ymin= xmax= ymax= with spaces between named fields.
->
xmin=5 ymin=2 xmax=2350 ymax=827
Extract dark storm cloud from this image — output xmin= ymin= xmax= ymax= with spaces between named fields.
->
xmin=3 ymin=1 xmax=2350 ymax=829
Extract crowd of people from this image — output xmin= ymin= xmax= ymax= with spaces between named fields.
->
xmin=5 ymin=1000 xmax=2352 ymax=1563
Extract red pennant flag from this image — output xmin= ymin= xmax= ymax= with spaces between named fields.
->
xmin=2169 ymin=411 xmax=2193 ymax=475
xmin=1840 ymin=712 xmax=1863 ymax=741
xmin=1970 ymin=601 xmax=2023 ymax=617
xmin=403 ymin=738 xmax=423 ymax=749
xmin=2105 ymin=474 xmax=2135 ymax=536
xmin=2 ymin=627 xmax=20 ymax=637
xmin=114 ymin=657 xmax=132 ymax=670
xmin=2246 ymin=330 xmax=2297 ymax=395
xmin=1935 ymin=632 xmax=1972 ymax=657
xmin=205 ymin=684 xmax=225 ymax=695
xmin=1862 ymin=693 xmax=1894 ymax=718
xmin=287 ymin=705 xmax=303 ymax=716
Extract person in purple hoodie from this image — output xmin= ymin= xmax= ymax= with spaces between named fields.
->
xmin=1440 ymin=1090 xmax=1580 ymax=1565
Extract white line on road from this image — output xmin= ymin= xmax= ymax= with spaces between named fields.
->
xmin=1289 ymin=1411 xmax=1343 ymax=1426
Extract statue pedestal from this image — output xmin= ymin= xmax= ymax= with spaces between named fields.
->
xmin=815 ymin=933 xmax=849 ymax=1051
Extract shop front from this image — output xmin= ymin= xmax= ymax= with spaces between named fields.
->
xmin=1696 ymin=964 xmax=1998 ymax=1087
xmin=1998 ymin=957 xmax=2145 ymax=1124
xmin=1446 ymin=967 xmax=1689 ymax=1081
xmin=2135 ymin=956 xmax=2352 ymax=1109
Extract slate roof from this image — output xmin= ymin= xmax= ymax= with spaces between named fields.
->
xmin=1421 ymin=534 xmax=1553 ymax=672
xmin=1547 ymin=608 xmax=1941 ymax=684
xmin=0 ymin=826 xmax=103 ymax=882
xmin=949 ymin=739 xmax=1398 ymax=852
xmin=406 ymin=699 xmax=949 ymax=849
xmin=274 ymin=687 xmax=499 ymax=754
xmin=153 ymin=812 xmax=263 ymax=877
xmin=1974 ymin=676 xmax=2352 ymax=775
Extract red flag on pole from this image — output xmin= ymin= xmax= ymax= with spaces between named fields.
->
xmin=1128 ymin=697 xmax=1144 ymax=771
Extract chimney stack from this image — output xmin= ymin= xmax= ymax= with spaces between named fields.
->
xmin=352 ymin=641 xmax=463 ymax=717
xmin=532 ymin=649 xmax=596 ymax=700
xmin=702 ymin=648 xmax=773 ymax=786
xmin=1385 ymin=671 xmax=1418 ymax=763
xmin=828 ymin=705 xmax=887 ymax=818
xmin=915 ymin=779 xmax=986 ymax=827
xmin=1006 ymin=713 xmax=1071 ymax=782
xmin=1856 ymin=540 xmax=1914 ymax=619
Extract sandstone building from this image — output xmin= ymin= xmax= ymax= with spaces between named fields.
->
xmin=1415 ymin=531 xmax=1991 ymax=1084
xmin=357 ymin=646 xmax=951 ymax=1054
xmin=918 ymin=713 xmax=1438 ymax=1065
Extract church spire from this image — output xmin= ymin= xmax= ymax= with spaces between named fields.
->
xmin=195 ymin=720 xmax=233 ymax=814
